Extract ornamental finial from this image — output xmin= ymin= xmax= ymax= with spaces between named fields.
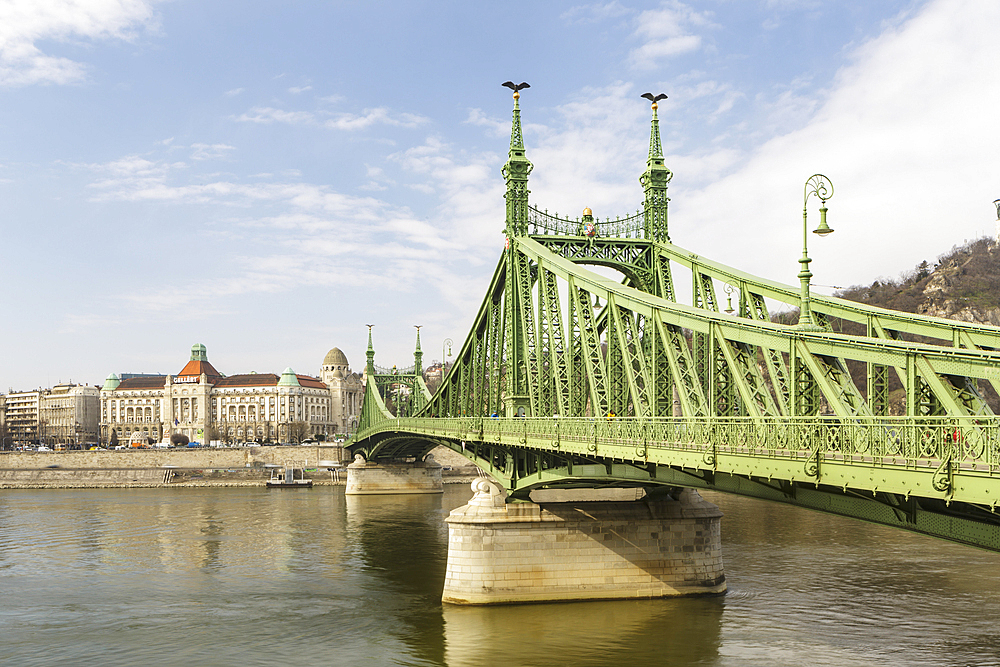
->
xmin=641 ymin=92 xmax=668 ymax=111
xmin=503 ymin=82 xmax=530 ymax=149
xmin=502 ymin=81 xmax=530 ymax=101
xmin=642 ymin=93 xmax=668 ymax=160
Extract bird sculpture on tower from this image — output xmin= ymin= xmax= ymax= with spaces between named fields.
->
xmin=641 ymin=92 xmax=668 ymax=108
xmin=502 ymin=81 xmax=530 ymax=98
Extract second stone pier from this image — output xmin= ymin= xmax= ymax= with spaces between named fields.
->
xmin=442 ymin=481 xmax=726 ymax=605
xmin=344 ymin=453 xmax=444 ymax=495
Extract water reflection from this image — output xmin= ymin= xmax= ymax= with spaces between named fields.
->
xmin=3 ymin=486 xmax=1000 ymax=666
xmin=711 ymin=490 xmax=1000 ymax=667
xmin=344 ymin=491 xmax=455 ymax=666
xmin=444 ymin=596 xmax=723 ymax=666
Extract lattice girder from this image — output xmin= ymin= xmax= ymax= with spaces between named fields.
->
xmin=571 ymin=280 xmax=610 ymax=416
xmin=655 ymin=240 xmax=1000 ymax=350
xmin=514 ymin=237 xmax=1000 ymax=419
xmin=536 ymin=237 xmax=658 ymax=294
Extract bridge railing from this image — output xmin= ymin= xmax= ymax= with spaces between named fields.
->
xmin=526 ymin=205 xmax=645 ymax=239
xmin=359 ymin=415 xmax=1000 ymax=471
xmin=373 ymin=364 xmax=416 ymax=376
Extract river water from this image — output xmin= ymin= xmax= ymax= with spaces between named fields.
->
xmin=1 ymin=485 xmax=999 ymax=667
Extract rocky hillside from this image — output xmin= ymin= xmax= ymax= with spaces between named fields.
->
xmin=835 ymin=236 xmax=1000 ymax=325
xmin=829 ymin=236 xmax=1000 ymax=413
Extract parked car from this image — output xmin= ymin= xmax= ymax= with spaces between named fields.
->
xmin=36 ymin=446 xmax=53 ymax=452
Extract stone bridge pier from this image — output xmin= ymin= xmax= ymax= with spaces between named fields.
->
xmin=442 ymin=480 xmax=726 ymax=605
xmin=344 ymin=453 xmax=444 ymax=495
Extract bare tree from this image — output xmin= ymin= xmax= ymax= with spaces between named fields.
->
xmin=287 ymin=421 xmax=310 ymax=444
xmin=0 ymin=420 xmax=10 ymax=450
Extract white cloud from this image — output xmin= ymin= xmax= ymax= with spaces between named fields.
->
xmin=79 ymin=155 xmax=452 ymax=313
xmin=232 ymin=104 xmax=429 ymax=131
xmin=224 ymin=87 xmax=244 ymax=97
xmin=763 ymin=0 xmax=822 ymax=8
xmin=324 ymin=107 xmax=429 ymax=131
xmin=464 ymin=108 xmax=509 ymax=137
xmin=628 ymin=1 xmax=714 ymax=69
xmin=288 ymin=85 xmax=312 ymax=94
xmin=673 ymin=0 xmax=1000 ymax=294
xmin=233 ymin=106 xmax=315 ymax=124
xmin=0 ymin=0 xmax=160 ymax=86
xmin=561 ymin=2 xmax=631 ymax=23
xmin=190 ymin=143 xmax=236 ymax=161
xmin=389 ymin=136 xmax=504 ymax=253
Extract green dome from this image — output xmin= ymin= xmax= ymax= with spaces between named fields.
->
xmin=103 ymin=373 xmax=120 ymax=390
xmin=277 ymin=367 xmax=300 ymax=387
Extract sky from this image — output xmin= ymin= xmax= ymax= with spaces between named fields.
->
xmin=2 ymin=0 xmax=999 ymax=392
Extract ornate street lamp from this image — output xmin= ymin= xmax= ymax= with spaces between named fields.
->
xmin=723 ymin=284 xmax=737 ymax=315
xmin=798 ymin=174 xmax=834 ymax=329
xmin=442 ymin=338 xmax=453 ymax=381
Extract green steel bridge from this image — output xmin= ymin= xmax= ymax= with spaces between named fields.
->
xmin=350 ymin=92 xmax=1000 ymax=552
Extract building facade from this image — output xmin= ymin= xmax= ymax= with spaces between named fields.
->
xmin=320 ymin=347 xmax=364 ymax=435
xmin=4 ymin=390 xmax=40 ymax=444
xmin=1 ymin=384 xmax=99 ymax=446
xmin=100 ymin=344 xmax=363 ymax=445
xmin=40 ymin=384 xmax=100 ymax=445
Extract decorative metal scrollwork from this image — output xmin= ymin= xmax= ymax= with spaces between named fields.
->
xmin=932 ymin=456 xmax=952 ymax=494
xmin=804 ymin=446 xmax=821 ymax=478
xmin=920 ymin=428 xmax=939 ymax=458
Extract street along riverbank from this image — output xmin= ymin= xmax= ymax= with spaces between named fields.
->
xmin=0 ymin=445 xmax=480 ymax=489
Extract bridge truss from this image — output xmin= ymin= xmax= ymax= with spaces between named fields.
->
xmin=352 ymin=94 xmax=1000 ymax=551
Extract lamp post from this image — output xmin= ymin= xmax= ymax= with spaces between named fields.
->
xmin=442 ymin=338 xmax=453 ymax=382
xmin=798 ymin=174 xmax=835 ymax=329
xmin=723 ymin=284 xmax=737 ymax=315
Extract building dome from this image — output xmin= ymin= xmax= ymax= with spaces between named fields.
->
xmin=277 ymin=367 xmax=301 ymax=387
xmin=103 ymin=373 xmax=120 ymax=391
xmin=323 ymin=347 xmax=349 ymax=367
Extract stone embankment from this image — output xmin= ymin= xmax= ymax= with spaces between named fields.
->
xmin=0 ymin=445 xmax=481 ymax=489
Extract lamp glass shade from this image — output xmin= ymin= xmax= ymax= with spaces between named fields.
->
xmin=813 ymin=206 xmax=834 ymax=236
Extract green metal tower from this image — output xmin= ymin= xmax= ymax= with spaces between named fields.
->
xmin=503 ymin=87 xmax=535 ymax=417
xmin=640 ymin=97 xmax=672 ymax=243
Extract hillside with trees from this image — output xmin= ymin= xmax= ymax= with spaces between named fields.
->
xmin=825 ymin=236 xmax=1000 ymax=413
xmin=834 ymin=236 xmax=1000 ymax=324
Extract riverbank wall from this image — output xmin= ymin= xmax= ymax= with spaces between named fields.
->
xmin=0 ymin=445 xmax=481 ymax=489
xmin=1 ymin=444 xmax=345 ymax=470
